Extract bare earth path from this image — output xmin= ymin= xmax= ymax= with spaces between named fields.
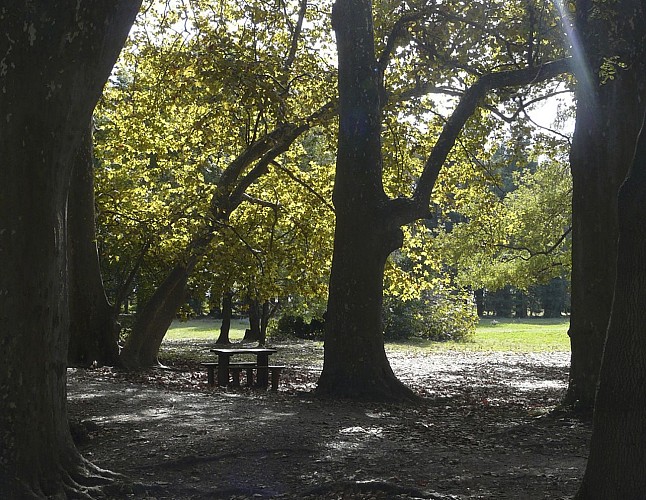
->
xmin=67 ymin=342 xmax=590 ymax=499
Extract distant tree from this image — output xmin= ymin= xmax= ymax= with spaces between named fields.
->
xmin=67 ymin=124 xmax=121 ymax=366
xmin=0 ymin=2 xmax=140 ymax=496
xmin=215 ymin=291 xmax=235 ymax=344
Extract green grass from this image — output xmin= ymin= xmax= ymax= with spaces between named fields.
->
xmin=165 ymin=318 xmax=248 ymax=342
xmin=166 ymin=316 xmax=571 ymax=353
xmin=391 ymin=317 xmax=571 ymax=353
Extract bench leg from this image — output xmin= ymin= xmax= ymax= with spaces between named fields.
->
xmin=245 ymin=368 xmax=254 ymax=387
xmin=207 ymin=366 xmax=215 ymax=386
xmin=231 ymin=367 xmax=242 ymax=387
xmin=270 ymin=368 xmax=283 ymax=391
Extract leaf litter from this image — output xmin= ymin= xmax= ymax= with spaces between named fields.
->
xmin=67 ymin=340 xmax=589 ymax=499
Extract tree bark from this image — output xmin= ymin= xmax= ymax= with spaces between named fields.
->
xmin=120 ymin=261 xmax=193 ymax=368
xmin=575 ymin=113 xmax=646 ymax=499
xmin=243 ymin=298 xmax=262 ymax=342
xmin=215 ymin=291 xmax=234 ymax=344
xmin=68 ymin=122 xmax=120 ymax=367
xmin=316 ymin=0 xmax=417 ymax=402
xmin=0 ymin=1 xmax=140 ymax=497
xmin=259 ymin=300 xmax=271 ymax=346
xmin=565 ymin=0 xmax=646 ymax=411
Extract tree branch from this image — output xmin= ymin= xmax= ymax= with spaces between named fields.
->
xmin=272 ymin=160 xmax=335 ymax=213
xmin=389 ymin=57 xmax=572 ymax=226
xmin=498 ymin=226 xmax=572 ymax=261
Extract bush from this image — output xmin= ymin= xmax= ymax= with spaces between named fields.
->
xmin=269 ymin=314 xmax=325 ymax=341
xmin=383 ymin=291 xmax=477 ymax=342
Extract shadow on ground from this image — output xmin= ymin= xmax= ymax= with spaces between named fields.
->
xmin=67 ymin=345 xmax=589 ymax=499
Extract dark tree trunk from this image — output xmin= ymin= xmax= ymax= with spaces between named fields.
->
xmin=120 ymin=261 xmax=193 ymax=368
xmin=215 ymin=291 xmax=234 ymax=345
xmin=0 ymin=2 xmax=140 ymax=496
xmin=514 ymin=291 xmax=528 ymax=319
xmin=68 ymin=122 xmax=120 ymax=367
xmin=243 ymin=298 xmax=262 ymax=342
xmin=259 ymin=300 xmax=271 ymax=346
xmin=565 ymin=0 xmax=646 ymax=411
xmin=317 ymin=0 xmax=570 ymax=401
xmin=318 ymin=215 xmax=416 ymax=401
xmin=316 ymin=0 xmax=416 ymax=402
xmin=575 ymin=114 xmax=646 ymax=499
xmin=474 ymin=289 xmax=485 ymax=317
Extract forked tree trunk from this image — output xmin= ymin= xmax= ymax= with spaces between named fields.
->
xmin=575 ymin=115 xmax=646 ymax=499
xmin=0 ymin=2 xmax=140 ymax=496
xmin=68 ymin=122 xmax=120 ymax=367
xmin=316 ymin=0 xmax=416 ymax=402
xmin=565 ymin=0 xmax=646 ymax=412
xmin=215 ymin=291 xmax=234 ymax=344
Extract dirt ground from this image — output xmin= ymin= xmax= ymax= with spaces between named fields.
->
xmin=67 ymin=341 xmax=590 ymax=499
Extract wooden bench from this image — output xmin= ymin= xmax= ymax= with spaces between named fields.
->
xmin=201 ymin=362 xmax=286 ymax=390
xmin=201 ymin=362 xmax=256 ymax=387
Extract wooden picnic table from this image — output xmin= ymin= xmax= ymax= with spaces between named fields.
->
xmin=209 ymin=347 xmax=278 ymax=388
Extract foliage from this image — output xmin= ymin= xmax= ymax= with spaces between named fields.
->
xmin=94 ymin=0 xmax=337 ymax=313
xmin=269 ymin=314 xmax=325 ymax=341
xmin=383 ymin=290 xmax=477 ymax=342
xmin=431 ymin=147 xmax=572 ymax=292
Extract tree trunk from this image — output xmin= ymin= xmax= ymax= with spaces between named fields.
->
xmin=243 ymin=298 xmax=262 ymax=342
xmin=0 ymin=2 xmax=140 ymax=496
xmin=120 ymin=261 xmax=193 ymax=368
xmin=575 ymin=114 xmax=646 ymax=499
xmin=317 ymin=215 xmax=416 ymax=401
xmin=68 ymin=122 xmax=120 ymax=367
xmin=259 ymin=300 xmax=271 ymax=346
xmin=565 ymin=0 xmax=646 ymax=411
xmin=316 ymin=0 xmax=416 ymax=402
xmin=215 ymin=291 xmax=234 ymax=344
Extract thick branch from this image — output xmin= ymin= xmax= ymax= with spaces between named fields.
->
xmin=389 ymin=57 xmax=572 ymax=225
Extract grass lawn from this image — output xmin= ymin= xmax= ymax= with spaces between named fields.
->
xmin=393 ymin=316 xmax=571 ymax=353
xmin=166 ymin=316 xmax=571 ymax=353
xmin=165 ymin=317 xmax=248 ymax=342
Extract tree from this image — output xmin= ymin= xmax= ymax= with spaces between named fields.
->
xmin=564 ymin=0 xmax=646 ymax=411
xmin=215 ymin=291 xmax=235 ymax=344
xmin=0 ymin=1 xmax=140 ymax=496
xmin=67 ymin=123 xmax=121 ymax=367
xmin=95 ymin=0 xmax=337 ymax=368
xmin=316 ymin=0 xmax=571 ymax=400
xmin=575 ymin=111 xmax=646 ymax=499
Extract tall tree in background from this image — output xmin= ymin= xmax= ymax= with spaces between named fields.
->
xmin=317 ymin=0 xmax=571 ymax=400
xmin=564 ymin=0 xmax=646 ymax=411
xmin=575 ymin=111 xmax=646 ymax=498
xmin=0 ymin=2 xmax=140 ymax=496
xmin=68 ymin=124 xmax=121 ymax=367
